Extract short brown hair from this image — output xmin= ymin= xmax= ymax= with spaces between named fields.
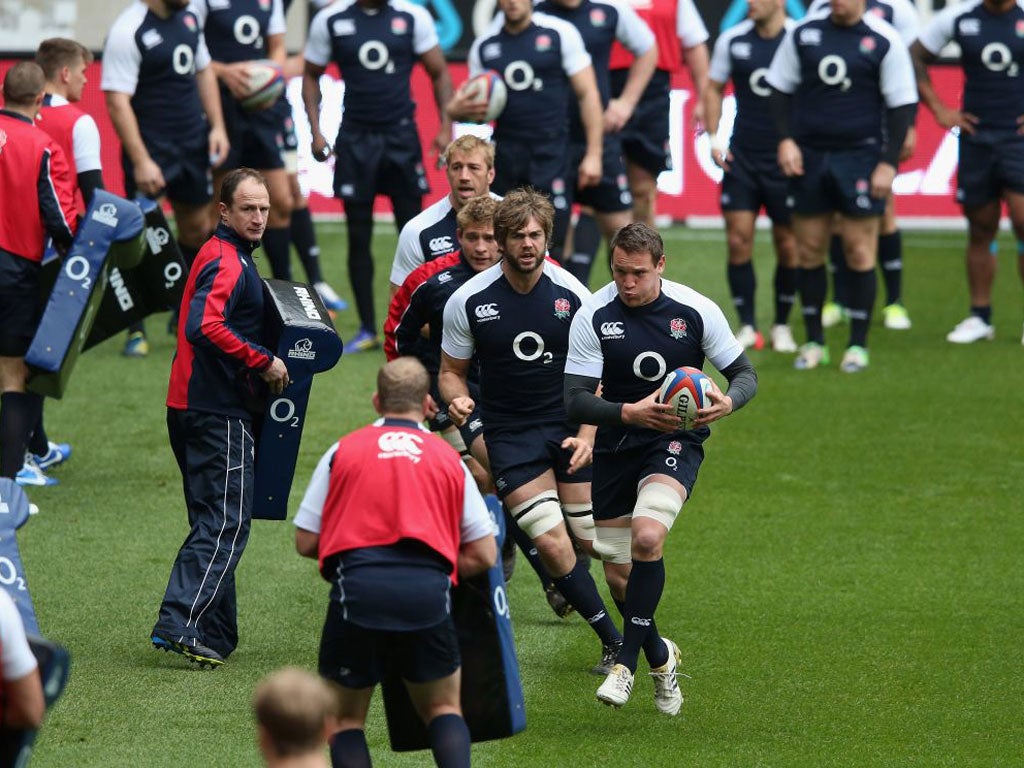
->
xmin=36 ymin=38 xmax=92 ymax=81
xmin=2 ymin=61 xmax=45 ymax=106
xmin=456 ymin=195 xmax=498 ymax=231
xmin=443 ymin=135 xmax=495 ymax=169
xmin=220 ymin=167 xmax=268 ymax=207
xmin=253 ymin=668 xmax=337 ymax=758
xmin=493 ymin=187 xmax=554 ymax=251
xmin=609 ymin=222 xmax=664 ymax=265
xmin=377 ymin=358 xmax=430 ymax=413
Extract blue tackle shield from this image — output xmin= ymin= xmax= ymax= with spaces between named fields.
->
xmin=382 ymin=494 xmax=526 ymax=750
xmin=252 ymin=280 xmax=343 ymax=520
xmin=0 ymin=480 xmax=40 ymax=636
xmin=26 ymin=191 xmax=145 ymax=398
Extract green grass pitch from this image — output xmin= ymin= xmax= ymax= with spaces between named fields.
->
xmin=21 ymin=222 xmax=1024 ymax=767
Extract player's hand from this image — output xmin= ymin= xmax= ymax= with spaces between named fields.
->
xmin=692 ymin=382 xmax=733 ymax=427
xmin=448 ymin=396 xmax=475 ymax=427
xmin=259 ymin=356 xmax=290 ymax=395
xmin=430 ymin=129 xmax=449 ymax=168
xmin=710 ymin=138 xmax=731 ymax=172
xmin=134 ymin=157 xmax=166 ymax=197
xmin=870 ymin=162 xmax=897 ymax=199
xmin=208 ymin=127 xmax=230 ymax=168
xmin=222 ymin=61 xmax=253 ymax=101
xmin=447 ymin=86 xmax=489 ymax=124
xmin=936 ymin=105 xmax=978 ymax=136
xmin=690 ymin=100 xmax=706 ymax=134
xmin=603 ymin=98 xmax=633 ymax=133
xmin=562 ymin=435 xmax=593 ymax=474
xmin=311 ymin=134 xmax=332 ymax=163
xmin=621 ymin=389 xmax=683 ymax=433
xmin=577 ymin=152 xmax=602 ymax=189
xmin=777 ymin=138 xmax=803 ymax=178
xmin=899 ymin=126 xmax=917 ymax=163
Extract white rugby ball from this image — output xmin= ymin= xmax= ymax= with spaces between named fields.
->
xmin=461 ymin=70 xmax=507 ymax=123
xmin=241 ymin=59 xmax=285 ymax=112
xmin=657 ymin=366 xmax=713 ymax=431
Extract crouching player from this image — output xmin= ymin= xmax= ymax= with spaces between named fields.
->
xmin=564 ymin=223 xmax=757 ymax=714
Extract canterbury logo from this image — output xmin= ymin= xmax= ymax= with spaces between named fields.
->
xmin=377 ymin=431 xmax=424 ymax=463
xmin=428 ymin=236 xmax=453 ymax=253
xmin=600 ymin=322 xmax=624 ymax=336
xmin=475 ymin=303 xmax=499 ymax=319
xmin=630 ymin=617 xmax=652 ymax=627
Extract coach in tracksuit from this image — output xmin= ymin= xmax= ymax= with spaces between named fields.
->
xmin=152 ymin=168 xmax=288 ymax=667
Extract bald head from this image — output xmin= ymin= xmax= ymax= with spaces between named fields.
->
xmin=3 ymin=62 xmax=46 ymax=114
xmin=375 ymin=358 xmax=430 ymax=415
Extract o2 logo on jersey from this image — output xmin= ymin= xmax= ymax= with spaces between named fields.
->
xmin=359 ymin=40 xmax=396 ymax=74
xmin=377 ymin=431 xmax=424 ymax=463
xmin=981 ymin=43 xmax=1020 ymax=78
xmin=512 ymin=331 xmax=553 ymax=365
xmin=748 ymin=67 xmax=771 ymax=98
xmin=172 ymin=44 xmax=195 ymax=76
xmin=504 ymin=61 xmax=543 ymax=92
xmin=817 ymin=55 xmax=852 ymax=92
xmin=632 ymin=351 xmax=666 ymax=382
xmin=234 ymin=15 xmax=264 ymax=49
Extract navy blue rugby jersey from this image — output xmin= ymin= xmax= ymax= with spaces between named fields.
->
xmin=192 ymin=0 xmax=286 ymax=63
xmin=467 ymin=12 xmax=591 ymax=141
xmin=305 ymin=0 xmax=440 ymax=126
xmin=102 ymin=1 xmax=211 ymax=147
xmin=442 ymin=260 xmax=590 ymax=427
xmin=565 ymin=278 xmax=742 ymax=450
xmin=766 ymin=10 xmax=917 ymax=149
xmin=806 ymin=0 xmax=920 ymax=44
xmin=918 ymin=0 xmax=1024 ymax=136
xmin=535 ymin=0 xmax=653 ymax=141
xmin=709 ymin=18 xmax=794 ymax=155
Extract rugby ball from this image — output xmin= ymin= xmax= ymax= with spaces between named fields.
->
xmin=657 ymin=366 xmax=713 ymax=430
xmin=240 ymin=59 xmax=285 ymax=112
xmin=461 ymin=70 xmax=507 ymax=123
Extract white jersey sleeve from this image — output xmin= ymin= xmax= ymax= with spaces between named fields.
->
xmin=765 ymin=24 xmax=801 ymax=95
xmin=460 ymin=463 xmax=497 ymax=543
xmin=72 ymin=113 xmax=103 ymax=173
xmin=189 ymin=0 xmax=209 ymax=29
xmin=887 ymin=0 xmax=921 ymax=45
xmin=101 ymin=4 xmax=146 ymax=94
xmin=676 ymin=0 xmax=709 ymax=49
xmin=293 ymin=442 xmax=338 ymax=534
xmin=871 ymin=17 xmax=918 ymax=108
xmin=441 ymin=282 xmax=477 ymax=361
xmin=708 ymin=23 xmax=739 ymax=84
xmin=466 ymin=36 xmax=484 ymax=78
xmin=402 ymin=0 xmax=441 ymax=56
xmin=0 ymin=590 xmax=37 ymax=682
xmin=611 ymin=0 xmax=655 ymax=57
xmin=565 ymin=292 xmax=605 ymax=379
xmin=269 ymin=0 xmax=286 ymax=36
xmin=916 ymin=1 xmax=968 ymax=57
xmin=391 ymin=225 xmax=425 ymax=286
xmin=305 ymin=7 xmax=334 ymax=67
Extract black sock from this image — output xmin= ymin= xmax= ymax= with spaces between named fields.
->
xmin=261 ymin=226 xmax=292 ymax=281
xmin=846 ymin=267 xmax=877 ymax=348
xmin=427 ymin=713 xmax=470 ymax=768
xmin=330 ymin=729 xmax=372 ymax=768
xmin=345 ymin=202 xmax=377 ymax=332
xmin=613 ymin=597 xmax=668 ymax=668
xmin=290 ymin=207 xmax=323 ymax=284
xmin=552 ymin=560 xmax=621 ymax=646
xmin=727 ymin=261 xmax=756 ymax=326
xmin=799 ymin=265 xmax=827 ymax=345
xmin=391 ymin=195 xmax=422 ymax=232
xmin=504 ymin=506 xmax=552 ymax=587
xmin=774 ymin=265 xmax=798 ymax=326
xmin=878 ymin=231 xmax=902 ymax=306
xmin=616 ymin=558 xmax=666 ymax=673
xmin=566 ymin=212 xmax=600 ymax=285
xmin=28 ymin=397 xmax=48 ymax=456
xmin=829 ymin=234 xmax=849 ymax=306
xmin=0 ymin=392 xmax=43 ymax=478
xmin=971 ymin=305 xmax=992 ymax=324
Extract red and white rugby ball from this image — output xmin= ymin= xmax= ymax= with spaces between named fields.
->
xmin=657 ymin=366 xmax=713 ymax=430
xmin=241 ymin=59 xmax=285 ymax=112
xmin=460 ymin=70 xmax=507 ymax=123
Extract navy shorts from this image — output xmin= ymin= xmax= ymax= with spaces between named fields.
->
xmin=566 ymin=137 xmax=633 ymax=213
xmin=611 ymin=69 xmax=671 ymax=176
xmin=124 ymin=135 xmax=213 ymax=206
xmin=721 ymin=147 xmax=791 ymax=225
xmin=485 ymin=421 xmax=592 ymax=498
xmin=788 ymin=145 xmax=885 ymax=218
xmin=333 ymin=119 xmax=429 ymax=204
xmin=956 ymin=132 xmax=1024 ymax=209
xmin=318 ymin=600 xmax=460 ymax=688
xmin=592 ymin=430 xmax=705 ymax=521
xmin=220 ymin=88 xmax=286 ymax=171
xmin=492 ymin=134 xmax=570 ymax=211
xmin=0 ymin=250 xmax=42 ymax=356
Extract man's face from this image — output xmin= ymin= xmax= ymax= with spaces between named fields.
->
xmin=220 ymin=178 xmax=271 ymax=242
xmin=66 ymin=56 xmax=88 ymax=103
xmin=747 ymin=0 xmax=781 ymax=23
xmin=502 ymin=215 xmax=546 ymax=275
xmin=611 ymin=247 xmax=664 ymax=307
xmin=458 ymin=223 xmax=500 ymax=272
xmin=499 ymin=0 xmax=533 ymax=25
xmin=446 ymin=150 xmax=494 ymax=207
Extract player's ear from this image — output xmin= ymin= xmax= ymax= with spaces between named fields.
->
xmin=371 ymin=391 xmax=382 ymax=415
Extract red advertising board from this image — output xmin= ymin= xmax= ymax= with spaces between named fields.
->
xmin=5 ymin=60 xmax=966 ymax=224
